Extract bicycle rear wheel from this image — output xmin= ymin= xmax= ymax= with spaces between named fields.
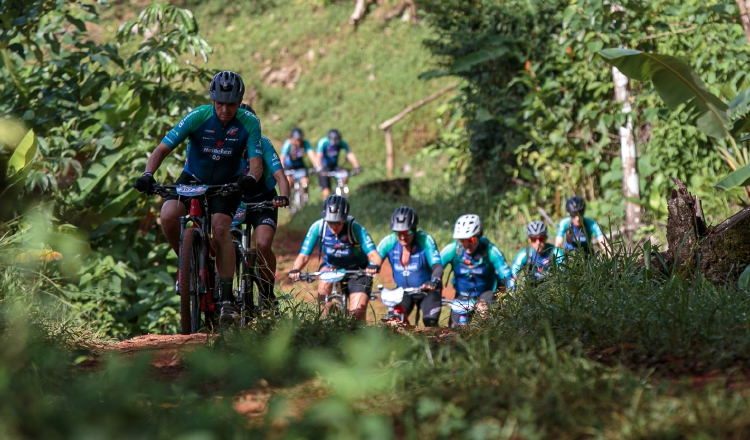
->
xmin=179 ymin=227 xmax=203 ymax=335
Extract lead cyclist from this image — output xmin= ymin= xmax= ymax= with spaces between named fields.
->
xmin=133 ymin=71 xmax=263 ymax=322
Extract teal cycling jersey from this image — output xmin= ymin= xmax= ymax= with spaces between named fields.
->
xmin=299 ymin=218 xmax=377 ymax=269
xmin=244 ymin=136 xmax=282 ymax=200
xmin=316 ymin=137 xmax=351 ymax=168
xmin=555 ymin=217 xmax=604 ymax=252
xmin=281 ymin=139 xmax=312 ymax=169
xmin=377 ymin=231 xmax=441 ymax=288
xmin=161 ymin=105 xmax=262 ymax=184
xmin=511 ymin=244 xmax=565 ymax=279
xmin=440 ymin=237 xmax=513 ymax=296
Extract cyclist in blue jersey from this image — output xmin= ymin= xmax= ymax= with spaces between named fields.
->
xmin=236 ymin=104 xmax=290 ymax=308
xmin=511 ymin=220 xmax=564 ymax=284
xmin=315 ymin=129 xmax=362 ymax=199
xmin=288 ymin=195 xmax=381 ymax=321
xmin=133 ymin=71 xmax=263 ymax=322
xmin=280 ymin=127 xmax=318 ymax=191
xmin=377 ymin=207 xmax=443 ymax=327
xmin=440 ymin=214 xmax=512 ymax=326
xmin=554 ymin=196 xmax=610 ymax=255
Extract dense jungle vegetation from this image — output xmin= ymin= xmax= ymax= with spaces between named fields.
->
xmin=3 ymin=0 xmax=750 ymax=437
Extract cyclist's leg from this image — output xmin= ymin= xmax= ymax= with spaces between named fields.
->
xmin=286 ymin=174 xmax=295 ymax=190
xmin=209 ymin=191 xmax=242 ymax=303
xmin=161 ymin=172 xmax=192 ymax=255
xmin=254 ymin=224 xmax=277 ymax=305
xmin=400 ymin=292 xmax=416 ymax=316
xmin=318 ymin=168 xmax=332 ymax=199
xmin=161 ymin=200 xmax=187 ymax=255
xmin=347 ymin=274 xmax=372 ymax=321
xmin=475 ymin=290 xmax=495 ymax=316
xmin=420 ymin=290 xmax=443 ymax=327
xmin=317 ymin=280 xmax=333 ymax=316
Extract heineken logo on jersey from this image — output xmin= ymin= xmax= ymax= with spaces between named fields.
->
xmin=202 ymin=146 xmax=233 ymax=156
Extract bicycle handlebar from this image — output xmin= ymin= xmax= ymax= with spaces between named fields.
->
xmin=296 ymin=269 xmax=373 ymax=283
xmin=149 ymin=183 xmax=240 ymax=198
xmin=244 ymin=200 xmax=276 ymax=211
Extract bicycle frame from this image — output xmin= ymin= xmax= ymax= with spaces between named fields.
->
xmin=297 ymin=269 xmax=372 ymax=316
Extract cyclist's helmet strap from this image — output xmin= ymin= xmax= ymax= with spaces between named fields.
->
xmin=209 ymin=71 xmax=245 ymax=103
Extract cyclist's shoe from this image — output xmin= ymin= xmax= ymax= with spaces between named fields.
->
xmin=219 ymin=301 xmax=238 ymax=324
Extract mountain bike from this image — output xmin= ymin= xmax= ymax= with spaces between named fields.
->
xmin=230 ymin=200 xmax=276 ymax=325
xmin=370 ymin=285 xmax=425 ymax=325
xmin=442 ymin=295 xmax=477 ymax=327
xmin=284 ymin=168 xmax=309 ymax=213
xmin=149 ymin=182 xmax=240 ymax=335
xmin=317 ymin=168 xmax=360 ymax=197
xmin=295 ymin=268 xmax=372 ymax=316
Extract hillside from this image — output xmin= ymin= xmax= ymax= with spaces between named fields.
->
xmin=104 ymin=0 xmax=453 ymax=172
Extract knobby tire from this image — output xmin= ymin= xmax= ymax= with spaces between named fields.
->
xmin=179 ymin=228 xmax=202 ymax=335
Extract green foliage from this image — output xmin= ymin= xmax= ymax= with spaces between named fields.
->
xmin=420 ymin=0 xmax=749 ymax=225
xmin=0 ymin=0 xmax=214 ymax=337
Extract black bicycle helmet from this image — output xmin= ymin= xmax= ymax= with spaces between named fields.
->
xmin=239 ymin=103 xmax=256 ymax=114
xmin=327 ymin=129 xmax=341 ymax=146
xmin=209 ymin=71 xmax=245 ymax=103
xmin=526 ymin=220 xmax=547 ymax=237
xmin=291 ymin=127 xmax=304 ymax=140
xmin=322 ymin=195 xmax=349 ymax=222
xmin=390 ymin=206 xmax=418 ymax=232
xmin=565 ymin=195 xmax=586 ymax=216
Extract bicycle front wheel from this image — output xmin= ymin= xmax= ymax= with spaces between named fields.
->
xmin=179 ymin=228 xmax=203 ymax=335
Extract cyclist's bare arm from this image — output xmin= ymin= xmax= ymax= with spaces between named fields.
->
xmin=346 ymin=152 xmax=360 ymax=169
xmin=366 ymin=250 xmax=382 ymax=275
xmin=248 ymin=157 xmax=262 ymax=181
xmin=144 ymin=142 xmax=172 ymax=174
xmin=595 ymin=237 xmax=611 ymax=256
xmin=316 ymin=152 xmax=324 ymax=169
xmin=307 ymin=150 xmax=320 ymax=168
xmin=273 ymin=169 xmax=290 ymax=199
xmin=554 ymin=237 xmax=564 ymax=248
xmin=289 ymin=254 xmax=309 ymax=280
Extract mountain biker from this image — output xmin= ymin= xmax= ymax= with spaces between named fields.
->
xmin=133 ymin=71 xmax=263 ymax=324
xmin=511 ymin=220 xmax=564 ymax=283
xmin=288 ymin=195 xmax=382 ymax=321
xmin=315 ymin=129 xmax=362 ymax=199
xmin=377 ymin=207 xmax=443 ymax=327
xmin=554 ymin=196 xmax=610 ymax=256
xmin=440 ymin=214 xmax=512 ymax=325
xmin=234 ymin=102 xmax=290 ymax=312
xmin=280 ymin=127 xmax=317 ymax=191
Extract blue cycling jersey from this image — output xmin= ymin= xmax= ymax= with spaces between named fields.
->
xmin=377 ymin=231 xmax=441 ymax=288
xmin=161 ymin=105 xmax=262 ymax=185
xmin=299 ymin=218 xmax=377 ymax=270
xmin=511 ymin=244 xmax=565 ymax=280
xmin=440 ymin=237 xmax=513 ymax=297
xmin=555 ymin=217 xmax=603 ymax=252
xmin=280 ymin=139 xmax=312 ymax=169
xmin=244 ymin=136 xmax=283 ymax=200
xmin=315 ymin=137 xmax=351 ymax=169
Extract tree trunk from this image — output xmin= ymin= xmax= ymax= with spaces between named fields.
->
xmin=666 ymin=179 xmax=750 ymax=285
xmin=612 ymin=66 xmax=642 ymax=247
xmin=736 ymin=0 xmax=750 ymax=44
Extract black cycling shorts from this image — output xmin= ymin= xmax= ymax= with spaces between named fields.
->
xmin=402 ymin=290 xmax=442 ymax=322
xmin=243 ymin=189 xmax=278 ymax=230
xmin=476 ymin=290 xmax=496 ymax=304
xmin=318 ymin=166 xmax=340 ymax=190
xmin=164 ymin=172 xmax=241 ymax=217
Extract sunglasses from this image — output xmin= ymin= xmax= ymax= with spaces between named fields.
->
xmin=397 ymin=230 xmax=414 ymax=237
xmin=459 ymin=237 xmax=478 ymax=245
xmin=529 ymin=236 xmax=546 ymax=242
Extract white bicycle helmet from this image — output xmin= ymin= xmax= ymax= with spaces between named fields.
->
xmin=453 ymin=214 xmax=482 ymax=239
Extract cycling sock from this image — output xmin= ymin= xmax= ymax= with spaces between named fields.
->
xmin=220 ymin=277 xmax=234 ymax=302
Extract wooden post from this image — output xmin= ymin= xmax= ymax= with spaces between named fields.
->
xmin=384 ymin=127 xmax=394 ymax=179
xmin=379 ymin=82 xmax=458 ymax=178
